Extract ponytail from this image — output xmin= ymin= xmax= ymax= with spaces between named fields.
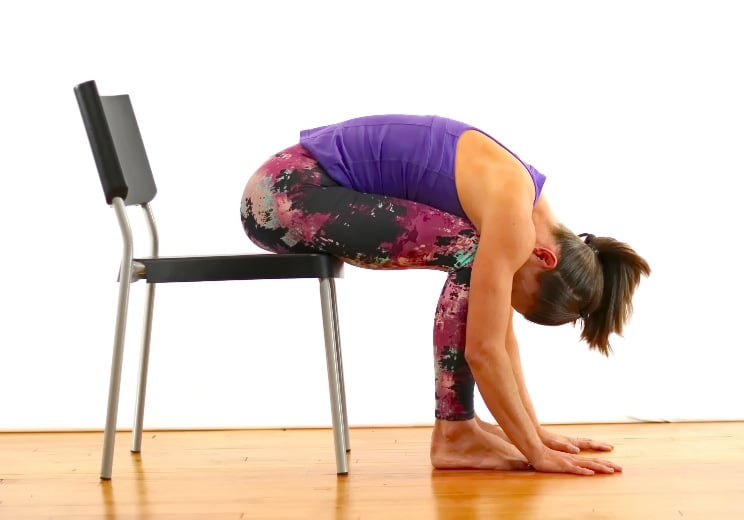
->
xmin=579 ymin=234 xmax=651 ymax=354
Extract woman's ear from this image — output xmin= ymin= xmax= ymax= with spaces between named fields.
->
xmin=534 ymin=247 xmax=558 ymax=270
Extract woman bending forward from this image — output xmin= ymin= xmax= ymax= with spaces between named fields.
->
xmin=241 ymin=115 xmax=650 ymax=476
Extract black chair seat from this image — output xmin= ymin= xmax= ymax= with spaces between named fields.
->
xmin=138 ymin=253 xmax=344 ymax=283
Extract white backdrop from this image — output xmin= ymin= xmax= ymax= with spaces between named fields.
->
xmin=1 ymin=0 xmax=742 ymax=431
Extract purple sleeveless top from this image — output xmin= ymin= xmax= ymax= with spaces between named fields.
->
xmin=299 ymin=115 xmax=546 ymax=219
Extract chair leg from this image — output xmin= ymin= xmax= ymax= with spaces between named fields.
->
xmin=329 ymin=278 xmax=350 ymax=452
xmin=101 ymin=264 xmax=133 ymax=480
xmin=131 ymin=282 xmax=156 ymax=453
xmin=318 ymin=278 xmax=349 ymax=475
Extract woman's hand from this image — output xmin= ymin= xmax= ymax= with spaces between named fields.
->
xmin=530 ymin=446 xmax=622 ymax=476
xmin=538 ymin=427 xmax=614 ymax=454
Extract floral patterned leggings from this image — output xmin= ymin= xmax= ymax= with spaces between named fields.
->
xmin=241 ymin=144 xmax=479 ymax=420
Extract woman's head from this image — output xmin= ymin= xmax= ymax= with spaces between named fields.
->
xmin=520 ymin=224 xmax=650 ymax=355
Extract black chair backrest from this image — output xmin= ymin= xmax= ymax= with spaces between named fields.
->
xmin=75 ymin=80 xmax=157 ymax=206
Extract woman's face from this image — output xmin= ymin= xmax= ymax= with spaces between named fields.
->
xmin=510 ymin=246 xmax=558 ymax=315
xmin=511 ymin=261 xmax=542 ymax=315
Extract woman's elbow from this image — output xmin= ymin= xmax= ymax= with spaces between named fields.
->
xmin=464 ymin=342 xmax=504 ymax=368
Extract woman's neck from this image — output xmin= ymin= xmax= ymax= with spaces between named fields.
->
xmin=532 ymin=196 xmax=559 ymax=250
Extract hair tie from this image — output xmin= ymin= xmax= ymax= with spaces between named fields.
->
xmin=578 ymin=233 xmax=599 ymax=255
xmin=579 ymin=308 xmax=590 ymax=319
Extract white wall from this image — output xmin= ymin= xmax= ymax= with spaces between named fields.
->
xmin=1 ymin=0 xmax=742 ymax=431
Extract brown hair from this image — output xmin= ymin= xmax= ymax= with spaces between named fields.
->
xmin=523 ymin=224 xmax=651 ymax=355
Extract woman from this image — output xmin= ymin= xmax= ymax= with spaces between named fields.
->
xmin=240 ymin=115 xmax=650 ymax=476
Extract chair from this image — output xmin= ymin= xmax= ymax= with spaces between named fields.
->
xmin=73 ymin=80 xmax=350 ymax=479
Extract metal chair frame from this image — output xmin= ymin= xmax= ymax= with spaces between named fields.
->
xmin=74 ymin=80 xmax=350 ymax=480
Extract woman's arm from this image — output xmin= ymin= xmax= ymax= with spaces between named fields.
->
xmin=464 ymin=178 xmax=545 ymax=461
xmin=504 ymin=311 xmax=541 ymax=426
xmin=506 ymin=314 xmax=615 ymax=454
xmin=464 ymin=169 xmax=619 ymax=474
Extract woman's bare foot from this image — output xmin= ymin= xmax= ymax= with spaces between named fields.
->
xmin=430 ymin=418 xmax=531 ymax=470
xmin=474 ymin=415 xmax=511 ymax=442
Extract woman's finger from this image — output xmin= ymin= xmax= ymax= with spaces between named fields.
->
xmin=580 ymin=460 xmax=616 ymax=474
xmin=593 ymin=458 xmax=623 ymax=472
xmin=571 ymin=454 xmax=622 ymax=474
xmin=549 ymin=439 xmax=580 ymax=454
xmin=575 ymin=437 xmax=614 ymax=452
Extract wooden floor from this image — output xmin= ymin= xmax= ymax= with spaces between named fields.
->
xmin=1 ymin=422 xmax=743 ymax=519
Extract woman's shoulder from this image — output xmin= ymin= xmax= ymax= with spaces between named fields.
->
xmin=454 ymin=130 xmax=537 ymax=229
